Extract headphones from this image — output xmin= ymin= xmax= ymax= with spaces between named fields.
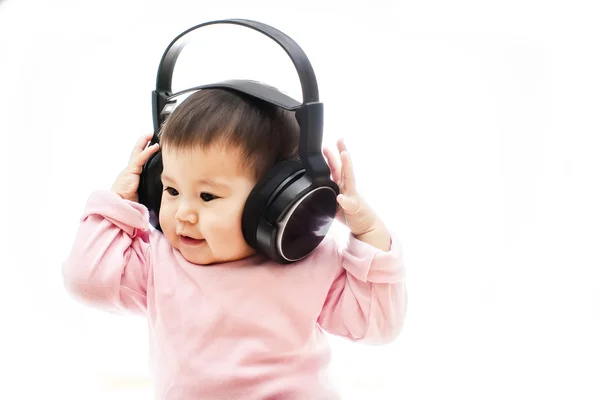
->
xmin=138 ymin=19 xmax=339 ymax=264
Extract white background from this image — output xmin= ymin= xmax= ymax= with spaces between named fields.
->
xmin=1 ymin=0 xmax=600 ymax=399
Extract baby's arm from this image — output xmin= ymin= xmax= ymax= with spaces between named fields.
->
xmin=317 ymin=230 xmax=407 ymax=345
xmin=61 ymin=190 xmax=152 ymax=315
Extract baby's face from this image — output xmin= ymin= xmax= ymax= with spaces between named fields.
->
xmin=158 ymin=144 xmax=257 ymax=265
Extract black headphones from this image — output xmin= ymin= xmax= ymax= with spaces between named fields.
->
xmin=138 ymin=19 xmax=339 ymax=264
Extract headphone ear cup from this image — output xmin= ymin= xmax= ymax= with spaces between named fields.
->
xmin=242 ymin=159 xmax=338 ymax=263
xmin=242 ymin=160 xmax=305 ymax=251
xmin=138 ymin=149 xmax=164 ymax=232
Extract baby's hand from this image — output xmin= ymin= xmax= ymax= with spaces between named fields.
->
xmin=323 ymin=139 xmax=377 ymax=236
xmin=111 ymin=133 xmax=160 ymax=203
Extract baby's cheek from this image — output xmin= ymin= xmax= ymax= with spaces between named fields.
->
xmin=158 ymin=204 xmax=173 ymax=229
xmin=208 ymin=212 xmax=245 ymax=245
xmin=213 ymin=217 xmax=240 ymax=239
xmin=158 ymin=211 xmax=176 ymax=244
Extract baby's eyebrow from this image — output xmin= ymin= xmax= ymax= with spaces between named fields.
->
xmin=195 ymin=178 xmax=229 ymax=188
xmin=160 ymin=173 xmax=229 ymax=188
xmin=160 ymin=173 xmax=175 ymax=182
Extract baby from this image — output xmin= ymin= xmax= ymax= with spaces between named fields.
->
xmin=62 ymin=87 xmax=408 ymax=399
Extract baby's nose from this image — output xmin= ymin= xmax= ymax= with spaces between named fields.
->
xmin=175 ymin=203 xmax=199 ymax=224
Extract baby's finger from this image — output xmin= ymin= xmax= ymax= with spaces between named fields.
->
xmin=337 ymin=193 xmax=360 ymax=215
xmin=131 ymin=142 xmax=159 ymax=169
xmin=323 ymin=147 xmax=342 ymax=183
xmin=130 ymin=133 xmax=155 ymax=160
xmin=340 ymin=151 xmax=357 ymax=194
xmin=336 ymin=138 xmax=348 ymax=155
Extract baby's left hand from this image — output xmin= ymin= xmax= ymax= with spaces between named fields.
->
xmin=323 ymin=139 xmax=378 ymax=236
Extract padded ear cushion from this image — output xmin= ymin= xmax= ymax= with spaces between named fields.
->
xmin=138 ymin=150 xmax=164 ymax=232
xmin=242 ymin=159 xmax=304 ymax=248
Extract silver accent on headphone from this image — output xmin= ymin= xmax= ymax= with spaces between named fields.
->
xmin=275 ymin=186 xmax=338 ymax=262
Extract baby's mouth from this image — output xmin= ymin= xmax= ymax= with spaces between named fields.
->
xmin=179 ymin=235 xmax=205 ymax=246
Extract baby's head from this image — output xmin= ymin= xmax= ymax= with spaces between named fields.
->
xmin=157 ymin=88 xmax=299 ymax=265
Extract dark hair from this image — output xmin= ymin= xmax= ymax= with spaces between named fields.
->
xmin=159 ymin=88 xmax=300 ymax=180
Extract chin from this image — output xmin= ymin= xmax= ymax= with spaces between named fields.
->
xmin=180 ymin=247 xmax=256 ymax=266
xmin=179 ymin=251 xmax=216 ymax=266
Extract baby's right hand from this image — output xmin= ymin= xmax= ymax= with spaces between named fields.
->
xmin=111 ymin=133 xmax=160 ymax=203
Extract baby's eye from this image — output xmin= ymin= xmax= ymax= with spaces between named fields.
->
xmin=165 ymin=187 xmax=179 ymax=196
xmin=200 ymin=192 xmax=218 ymax=202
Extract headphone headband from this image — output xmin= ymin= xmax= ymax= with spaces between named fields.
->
xmin=152 ymin=18 xmax=330 ymax=179
xmin=155 ymin=19 xmax=319 ymax=103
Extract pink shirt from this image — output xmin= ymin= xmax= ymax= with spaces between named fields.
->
xmin=62 ymin=190 xmax=407 ymax=399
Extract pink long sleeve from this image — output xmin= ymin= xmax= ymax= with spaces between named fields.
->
xmin=317 ymin=233 xmax=407 ymax=345
xmin=60 ymin=190 xmax=408 ymax=398
xmin=61 ymin=190 xmax=152 ymax=315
